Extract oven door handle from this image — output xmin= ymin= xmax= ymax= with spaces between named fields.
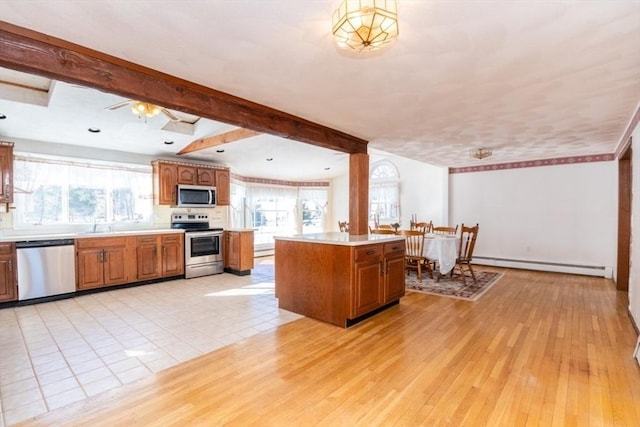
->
xmin=186 ymin=231 xmax=223 ymax=238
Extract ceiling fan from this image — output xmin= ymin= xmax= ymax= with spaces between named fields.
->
xmin=106 ymin=99 xmax=183 ymax=122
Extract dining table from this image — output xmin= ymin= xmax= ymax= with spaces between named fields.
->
xmin=423 ymin=233 xmax=460 ymax=275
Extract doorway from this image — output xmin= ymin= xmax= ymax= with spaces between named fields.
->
xmin=617 ymin=140 xmax=632 ymax=291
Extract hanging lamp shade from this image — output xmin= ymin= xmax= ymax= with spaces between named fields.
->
xmin=332 ymin=0 xmax=399 ymax=52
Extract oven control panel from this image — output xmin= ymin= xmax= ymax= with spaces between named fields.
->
xmin=171 ymin=213 xmax=209 ymax=222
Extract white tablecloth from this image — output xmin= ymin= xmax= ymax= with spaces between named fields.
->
xmin=424 ymin=234 xmax=459 ymax=274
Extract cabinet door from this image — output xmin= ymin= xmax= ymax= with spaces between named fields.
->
xmin=177 ymin=165 xmax=197 ymax=185
xmin=136 ymin=244 xmax=159 ymax=280
xmin=384 ymin=253 xmax=406 ymax=302
xmin=161 ymin=235 xmax=184 ymax=276
xmin=214 ymin=169 xmax=230 ymax=205
xmin=225 ymin=231 xmax=240 ymax=270
xmin=0 ymin=144 xmax=13 ymax=203
xmin=157 ymin=162 xmax=177 ymax=205
xmin=77 ymin=248 xmax=105 ymax=290
xmin=0 ymin=253 xmax=17 ymax=302
xmin=352 ymin=258 xmax=384 ymax=317
xmin=238 ymin=231 xmax=254 ymax=271
xmin=196 ymin=168 xmax=215 ymax=186
xmin=103 ymin=247 xmax=128 ymax=286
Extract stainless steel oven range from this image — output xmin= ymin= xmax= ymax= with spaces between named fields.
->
xmin=171 ymin=213 xmax=223 ymax=279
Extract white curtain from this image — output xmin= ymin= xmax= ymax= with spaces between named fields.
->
xmin=12 ymin=153 xmax=152 ymax=228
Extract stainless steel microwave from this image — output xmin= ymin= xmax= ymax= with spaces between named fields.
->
xmin=176 ymin=184 xmax=217 ymax=208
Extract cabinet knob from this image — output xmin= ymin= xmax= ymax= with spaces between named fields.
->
xmin=7 ymin=259 xmax=12 ymax=272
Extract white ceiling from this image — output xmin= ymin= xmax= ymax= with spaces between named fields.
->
xmin=0 ymin=0 xmax=638 ymax=180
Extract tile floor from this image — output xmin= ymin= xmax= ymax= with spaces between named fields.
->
xmin=0 ymin=257 xmax=301 ymax=426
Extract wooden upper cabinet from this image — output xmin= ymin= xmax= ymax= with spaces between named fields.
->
xmin=177 ymin=165 xmax=197 ymax=185
xmin=215 ymin=169 xmax=230 ymax=206
xmin=178 ymin=165 xmax=214 ymax=186
xmin=153 ymin=160 xmax=230 ymax=206
xmin=197 ymin=168 xmax=215 ymax=186
xmin=0 ymin=143 xmax=14 ymax=204
xmin=153 ymin=161 xmax=178 ymax=205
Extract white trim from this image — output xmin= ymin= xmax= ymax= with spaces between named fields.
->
xmin=473 ymin=256 xmax=612 ymax=278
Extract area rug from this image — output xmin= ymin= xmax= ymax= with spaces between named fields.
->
xmin=405 ymin=269 xmax=504 ymax=301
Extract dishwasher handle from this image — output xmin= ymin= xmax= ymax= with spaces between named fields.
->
xmin=15 ymin=239 xmax=75 ymax=249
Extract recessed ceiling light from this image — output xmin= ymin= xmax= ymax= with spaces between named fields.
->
xmin=164 ymin=140 xmax=174 ymax=145
xmin=266 ymin=158 xmax=273 ymax=161
xmin=324 ymin=167 xmax=330 ymax=170
xmin=216 ymin=149 xmax=225 ymax=153
xmin=88 ymin=127 xmax=100 ymax=133
xmin=0 ymin=114 xmax=6 ymax=120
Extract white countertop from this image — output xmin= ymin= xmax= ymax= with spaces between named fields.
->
xmin=274 ymin=232 xmax=404 ymax=246
xmin=0 ymin=228 xmax=184 ymax=243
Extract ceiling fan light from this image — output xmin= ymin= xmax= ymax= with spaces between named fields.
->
xmin=131 ymin=101 xmax=161 ymax=118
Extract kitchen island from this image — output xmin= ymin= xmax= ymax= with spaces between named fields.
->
xmin=274 ymin=232 xmax=406 ymax=327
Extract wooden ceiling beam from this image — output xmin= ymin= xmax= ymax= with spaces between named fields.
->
xmin=178 ymin=128 xmax=261 ymax=155
xmin=0 ymin=21 xmax=368 ymax=154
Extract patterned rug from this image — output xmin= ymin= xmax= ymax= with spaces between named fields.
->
xmin=405 ymin=269 xmax=504 ymax=301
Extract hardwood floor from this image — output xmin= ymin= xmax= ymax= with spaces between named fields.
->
xmin=16 ymin=268 xmax=640 ymax=426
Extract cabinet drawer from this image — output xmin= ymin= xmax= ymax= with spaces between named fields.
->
xmin=384 ymin=241 xmax=405 ymax=255
xmin=136 ymin=235 xmax=158 ymax=245
xmin=76 ymin=236 xmax=128 ymax=249
xmin=161 ymin=234 xmax=182 ymax=244
xmin=354 ymin=245 xmax=382 ymax=261
xmin=0 ymin=242 xmax=15 ymax=255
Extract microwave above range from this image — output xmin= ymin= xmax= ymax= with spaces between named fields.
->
xmin=176 ymin=184 xmax=217 ymax=208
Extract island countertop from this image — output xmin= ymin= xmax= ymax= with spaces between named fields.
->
xmin=273 ymin=232 xmax=404 ymax=246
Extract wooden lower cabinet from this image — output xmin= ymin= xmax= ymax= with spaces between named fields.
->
xmin=0 ymin=242 xmax=17 ymax=302
xmin=136 ymin=235 xmax=159 ymax=280
xmin=77 ymin=233 xmax=184 ymax=291
xmin=224 ymin=230 xmax=254 ymax=275
xmin=161 ymin=234 xmax=184 ymax=277
xmin=136 ymin=234 xmax=184 ymax=280
xmin=275 ymin=238 xmax=406 ymax=327
xmin=76 ymin=237 xmax=129 ymax=290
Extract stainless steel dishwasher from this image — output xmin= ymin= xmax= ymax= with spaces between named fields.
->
xmin=16 ymin=238 xmax=76 ymax=301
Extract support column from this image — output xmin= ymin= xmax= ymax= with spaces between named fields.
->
xmin=349 ymin=152 xmax=369 ymax=235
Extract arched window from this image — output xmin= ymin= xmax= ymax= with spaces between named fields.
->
xmin=369 ymin=160 xmax=399 ymax=223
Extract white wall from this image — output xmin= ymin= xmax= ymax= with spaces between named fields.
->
xmin=329 ymin=150 xmax=447 ymax=232
xmin=628 ymin=121 xmax=640 ymax=329
xmin=450 ymin=161 xmax=617 ymax=275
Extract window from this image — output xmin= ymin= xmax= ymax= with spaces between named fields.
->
xmin=370 ymin=160 xmax=400 ymax=223
xmin=13 ymin=154 xmax=153 ymax=229
xmin=230 ymin=180 xmax=329 ymax=248
xmin=299 ymin=188 xmax=328 ymax=233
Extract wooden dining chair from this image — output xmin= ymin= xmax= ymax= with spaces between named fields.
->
xmin=397 ymin=230 xmax=431 ymax=281
xmin=412 ymin=221 xmax=433 ymax=234
xmin=377 ymin=224 xmax=394 ymax=230
xmin=432 ymin=225 xmax=458 ymax=235
xmin=338 ymin=221 xmax=349 ymax=232
xmin=451 ymin=223 xmax=479 ymax=285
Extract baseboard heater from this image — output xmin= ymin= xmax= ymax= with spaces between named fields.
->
xmin=473 ymin=256 xmax=612 ymax=278
xmin=254 ymin=247 xmax=275 ymax=258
